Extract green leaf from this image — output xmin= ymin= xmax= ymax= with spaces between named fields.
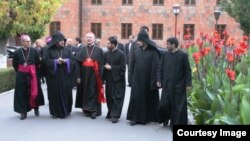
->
xmin=222 ymin=0 xmax=250 ymax=34
xmin=240 ymin=95 xmax=250 ymax=124
xmin=0 ymin=0 xmax=65 ymax=40
xmin=232 ymin=84 xmax=246 ymax=93
xmin=198 ymin=100 xmax=211 ymax=110
xmin=211 ymin=98 xmax=223 ymax=115
xmin=217 ymin=94 xmax=225 ymax=109
xmin=219 ymin=116 xmax=241 ymax=125
xmin=205 ymin=88 xmax=215 ymax=101
xmin=194 ymin=115 xmax=204 ymax=124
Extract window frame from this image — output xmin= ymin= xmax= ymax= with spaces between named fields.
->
xmin=153 ymin=0 xmax=164 ymax=6
xmin=183 ymin=24 xmax=195 ymax=40
xmin=49 ymin=21 xmax=61 ymax=36
xmin=122 ymin=0 xmax=133 ymax=5
xmin=216 ymin=24 xmax=227 ymax=39
xmin=152 ymin=24 xmax=163 ymax=40
xmin=184 ymin=0 xmax=196 ymax=5
xmin=121 ymin=23 xmax=133 ymax=39
xmin=91 ymin=0 xmax=102 ymax=5
xmin=216 ymin=0 xmax=222 ymax=5
xmin=91 ymin=23 xmax=102 ymax=38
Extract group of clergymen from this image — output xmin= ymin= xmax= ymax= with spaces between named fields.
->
xmin=12 ymin=26 xmax=192 ymax=131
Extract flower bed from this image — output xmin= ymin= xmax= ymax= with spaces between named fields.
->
xmin=184 ymin=31 xmax=250 ymax=124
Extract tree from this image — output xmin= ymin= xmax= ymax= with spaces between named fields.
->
xmin=0 ymin=0 xmax=64 ymax=40
xmin=222 ymin=0 xmax=250 ymax=35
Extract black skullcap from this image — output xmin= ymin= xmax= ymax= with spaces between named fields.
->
xmin=140 ymin=26 xmax=149 ymax=32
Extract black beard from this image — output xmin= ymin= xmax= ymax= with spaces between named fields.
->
xmin=108 ymin=47 xmax=114 ymax=51
xmin=56 ymin=43 xmax=64 ymax=48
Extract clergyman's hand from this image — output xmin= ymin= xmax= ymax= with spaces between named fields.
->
xmin=105 ymin=63 xmax=111 ymax=70
xmin=157 ymin=82 xmax=161 ymax=88
xmin=57 ymin=58 xmax=63 ymax=65
xmin=77 ymin=78 xmax=81 ymax=84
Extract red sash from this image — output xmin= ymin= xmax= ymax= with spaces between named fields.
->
xmin=82 ymin=59 xmax=106 ymax=103
xmin=18 ymin=64 xmax=38 ymax=108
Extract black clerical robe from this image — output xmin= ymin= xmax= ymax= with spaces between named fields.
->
xmin=128 ymin=41 xmax=139 ymax=86
xmin=157 ymin=50 xmax=192 ymax=125
xmin=67 ymin=45 xmax=78 ymax=57
xmin=126 ymin=47 xmax=160 ymax=123
xmin=67 ymin=45 xmax=78 ymax=87
xmin=103 ymin=49 xmax=126 ymax=119
xmin=43 ymin=46 xmax=75 ymax=118
xmin=75 ymin=45 xmax=104 ymax=115
xmin=12 ymin=47 xmax=44 ymax=114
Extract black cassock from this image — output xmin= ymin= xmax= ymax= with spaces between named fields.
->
xmin=12 ymin=47 xmax=44 ymax=114
xmin=66 ymin=45 xmax=78 ymax=87
xmin=75 ymin=46 xmax=104 ymax=115
xmin=127 ymin=47 xmax=160 ymax=123
xmin=157 ymin=50 xmax=192 ymax=125
xmin=43 ymin=46 xmax=75 ymax=118
xmin=103 ymin=49 xmax=126 ymax=119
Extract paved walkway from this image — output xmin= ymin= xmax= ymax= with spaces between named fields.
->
xmin=0 ymin=84 xmax=171 ymax=141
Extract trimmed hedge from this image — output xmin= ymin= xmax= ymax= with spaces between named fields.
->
xmin=0 ymin=68 xmax=15 ymax=93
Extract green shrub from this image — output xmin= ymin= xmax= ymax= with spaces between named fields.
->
xmin=0 ymin=68 xmax=15 ymax=93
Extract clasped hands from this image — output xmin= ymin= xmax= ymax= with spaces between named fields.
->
xmin=57 ymin=57 xmax=66 ymax=65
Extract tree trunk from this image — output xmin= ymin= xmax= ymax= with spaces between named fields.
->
xmin=0 ymin=38 xmax=8 ymax=55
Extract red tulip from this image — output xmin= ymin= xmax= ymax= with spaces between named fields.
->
xmin=226 ymin=53 xmax=234 ymax=63
xmin=200 ymin=47 xmax=211 ymax=56
xmin=225 ymin=69 xmax=236 ymax=81
xmin=192 ymin=52 xmax=202 ymax=64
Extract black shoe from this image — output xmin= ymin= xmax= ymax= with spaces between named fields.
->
xmin=163 ymin=120 xmax=169 ymax=127
xmin=111 ymin=118 xmax=118 ymax=123
xmin=91 ymin=112 xmax=97 ymax=119
xmin=34 ymin=109 xmax=40 ymax=116
xmin=106 ymin=113 xmax=111 ymax=119
xmin=20 ymin=113 xmax=27 ymax=120
xmin=51 ymin=116 xmax=58 ymax=119
xmin=83 ymin=112 xmax=91 ymax=117
xmin=129 ymin=121 xmax=137 ymax=126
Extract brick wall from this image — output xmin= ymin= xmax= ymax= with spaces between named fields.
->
xmin=45 ymin=0 xmax=243 ymax=48
xmin=47 ymin=0 xmax=80 ymax=40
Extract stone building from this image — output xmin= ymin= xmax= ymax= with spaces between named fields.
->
xmin=46 ymin=0 xmax=243 ymax=47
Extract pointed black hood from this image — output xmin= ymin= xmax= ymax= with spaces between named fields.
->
xmin=137 ymin=30 xmax=160 ymax=54
xmin=47 ymin=31 xmax=66 ymax=48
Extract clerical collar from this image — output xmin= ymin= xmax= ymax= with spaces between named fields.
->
xmin=22 ymin=47 xmax=29 ymax=51
xmin=171 ymin=48 xmax=178 ymax=53
xmin=57 ymin=46 xmax=63 ymax=50
xmin=111 ymin=47 xmax=117 ymax=52
xmin=142 ymin=46 xmax=148 ymax=50
xmin=87 ymin=44 xmax=94 ymax=48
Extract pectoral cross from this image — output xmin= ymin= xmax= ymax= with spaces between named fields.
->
xmin=87 ymin=57 xmax=92 ymax=62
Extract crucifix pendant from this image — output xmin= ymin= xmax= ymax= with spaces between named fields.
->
xmin=87 ymin=57 xmax=91 ymax=62
xmin=24 ymin=62 xmax=27 ymax=67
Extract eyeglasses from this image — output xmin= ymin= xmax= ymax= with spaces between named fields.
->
xmin=23 ymin=40 xmax=31 ymax=43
